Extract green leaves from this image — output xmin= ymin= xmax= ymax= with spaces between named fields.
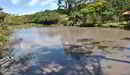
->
xmin=32 ymin=11 xmax=69 ymax=25
xmin=102 ymin=8 xmax=115 ymax=16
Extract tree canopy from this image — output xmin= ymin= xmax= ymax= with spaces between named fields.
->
xmin=1 ymin=0 xmax=130 ymax=27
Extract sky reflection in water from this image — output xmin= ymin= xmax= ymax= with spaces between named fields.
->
xmin=6 ymin=28 xmax=102 ymax=75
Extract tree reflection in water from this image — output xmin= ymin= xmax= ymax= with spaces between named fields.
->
xmin=64 ymin=52 xmax=103 ymax=75
xmin=0 ymin=28 xmax=104 ymax=75
xmin=1 ymin=49 xmax=104 ymax=75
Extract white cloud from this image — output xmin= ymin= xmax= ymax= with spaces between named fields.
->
xmin=9 ymin=0 xmax=58 ymax=7
xmin=5 ymin=0 xmax=58 ymax=15
xmin=28 ymin=0 xmax=58 ymax=10
xmin=29 ymin=0 xmax=41 ymax=6
xmin=29 ymin=0 xmax=57 ymax=6
xmin=41 ymin=0 xmax=56 ymax=5
xmin=10 ymin=0 xmax=20 ymax=5
xmin=3 ymin=8 xmax=9 ymax=13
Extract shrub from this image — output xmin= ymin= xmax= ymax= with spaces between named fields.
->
xmin=32 ymin=11 xmax=69 ymax=25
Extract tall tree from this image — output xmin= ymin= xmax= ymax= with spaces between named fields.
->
xmin=58 ymin=0 xmax=75 ymax=9
xmin=58 ymin=0 xmax=96 ymax=9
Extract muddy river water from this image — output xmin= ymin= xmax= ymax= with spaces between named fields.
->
xmin=1 ymin=27 xmax=130 ymax=75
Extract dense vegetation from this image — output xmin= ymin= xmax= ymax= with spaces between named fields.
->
xmin=0 ymin=0 xmax=130 ymax=27
xmin=57 ymin=0 xmax=130 ymax=27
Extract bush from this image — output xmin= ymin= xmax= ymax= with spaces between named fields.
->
xmin=4 ymin=15 xmax=25 ymax=25
xmin=32 ymin=11 xmax=69 ymax=25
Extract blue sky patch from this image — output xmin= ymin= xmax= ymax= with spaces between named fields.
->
xmin=0 ymin=0 xmax=58 ymax=15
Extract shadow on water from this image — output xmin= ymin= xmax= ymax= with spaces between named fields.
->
xmin=1 ymin=28 xmax=130 ymax=75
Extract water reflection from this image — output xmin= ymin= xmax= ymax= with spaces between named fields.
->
xmin=1 ymin=28 xmax=103 ymax=75
xmin=4 ymin=50 xmax=103 ymax=75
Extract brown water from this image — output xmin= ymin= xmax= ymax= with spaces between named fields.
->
xmin=1 ymin=27 xmax=130 ymax=75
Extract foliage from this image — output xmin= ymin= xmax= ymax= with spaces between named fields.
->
xmin=0 ymin=0 xmax=130 ymax=28
xmin=58 ymin=0 xmax=130 ymax=27
xmin=57 ymin=0 xmax=130 ymax=27
xmin=0 ymin=9 xmax=8 ymax=24
xmin=4 ymin=15 xmax=29 ymax=25
xmin=67 ymin=0 xmax=109 ymax=26
xmin=32 ymin=11 xmax=69 ymax=25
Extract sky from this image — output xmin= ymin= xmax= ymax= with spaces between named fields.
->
xmin=0 ymin=0 xmax=58 ymax=15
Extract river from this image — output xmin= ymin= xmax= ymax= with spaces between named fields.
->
xmin=1 ymin=27 xmax=130 ymax=75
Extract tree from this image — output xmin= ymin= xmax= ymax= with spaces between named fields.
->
xmin=31 ymin=11 xmax=69 ymax=25
xmin=58 ymin=0 xmax=96 ymax=9
xmin=103 ymin=0 xmax=130 ymax=22
xmin=78 ymin=0 xmax=108 ymax=25
xmin=0 ymin=7 xmax=7 ymax=25
xmin=0 ymin=7 xmax=3 ymax=11
xmin=58 ymin=0 xmax=76 ymax=9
